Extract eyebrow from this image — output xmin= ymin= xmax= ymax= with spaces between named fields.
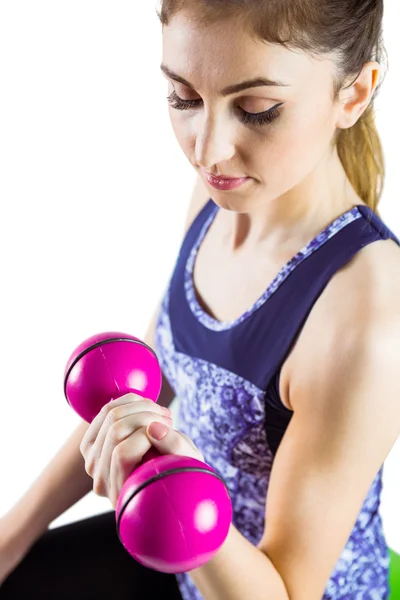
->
xmin=160 ymin=64 xmax=291 ymax=96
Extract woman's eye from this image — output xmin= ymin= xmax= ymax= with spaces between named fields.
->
xmin=166 ymin=90 xmax=283 ymax=127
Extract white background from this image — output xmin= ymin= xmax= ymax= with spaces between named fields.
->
xmin=0 ymin=2 xmax=399 ymax=553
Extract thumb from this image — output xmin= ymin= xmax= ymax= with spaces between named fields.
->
xmin=146 ymin=421 xmax=175 ymax=456
xmin=147 ymin=421 xmax=171 ymax=442
xmin=146 ymin=422 xmax=204 ymax=462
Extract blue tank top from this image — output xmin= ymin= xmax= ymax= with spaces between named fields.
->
xmin=154 ymin=199 xmax=400 ymax=600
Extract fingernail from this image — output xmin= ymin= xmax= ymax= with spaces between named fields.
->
xmin=161 ymin=406 xmax=172 ymax=415
xmin=148 ymin=422 xmax=169 ymax=440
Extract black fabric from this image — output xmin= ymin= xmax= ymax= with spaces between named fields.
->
xmin=0 ymin=511 xmax=182 ymax=600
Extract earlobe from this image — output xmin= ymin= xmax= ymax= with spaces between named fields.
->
xmin=335 ymin=61 xmax=380 ymax=130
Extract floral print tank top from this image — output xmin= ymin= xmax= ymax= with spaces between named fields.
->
xmin=154 ymin=199 xmax=400 ymax=599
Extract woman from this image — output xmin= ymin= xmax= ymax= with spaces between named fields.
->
xmin=1 ymin=1 xmax=399 ymax=599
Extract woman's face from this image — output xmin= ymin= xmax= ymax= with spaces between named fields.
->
xmin=161 ymin=11 xmax=345 ymax=213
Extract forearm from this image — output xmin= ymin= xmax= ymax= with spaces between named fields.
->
xmin=4 ymin=420 xmax=93 ymax=547
xmin=5 ymin=376 xmax=173 ymax=550
xmin=3 ymin=301 xmax=174 ymax=551
xmin=189 ymin=524 xmax=289 ymax=600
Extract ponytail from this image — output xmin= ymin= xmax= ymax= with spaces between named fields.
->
xmin=336 ymin=104 xmax=384 ymax=217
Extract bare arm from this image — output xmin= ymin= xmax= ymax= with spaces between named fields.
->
xmin=2 ymin=420 xmax=93 ymax=548
xmin=187 ymin=274 xmax=400 ymax=600
xmin=3 ymin=173 xmax=210 ymax=551
xmin=3 ymin=304 xmax=173 ymax=549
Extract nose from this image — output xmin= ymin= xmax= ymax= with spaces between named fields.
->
xmin=195 ymin=110 xmax=236 ymax=171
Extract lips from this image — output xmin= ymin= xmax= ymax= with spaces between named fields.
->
xmin=206 ymin=173 xmax=246 ymax=181
xmin=205 ymin=173 xmax=250 ymax=191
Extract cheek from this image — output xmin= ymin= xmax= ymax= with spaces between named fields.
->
xmin=258 ymin=107 xmax=334 ymax=188
xmin=169 ymin=110 xmax=193 ymax=154
xmin=167 ymin=101 xmax=335 ymax=194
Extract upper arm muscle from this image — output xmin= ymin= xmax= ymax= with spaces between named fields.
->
xmin=258 ymin=311 xmax=400 ymax=599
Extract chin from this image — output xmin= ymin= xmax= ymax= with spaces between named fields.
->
xmin=214 ymin=190 xmax=263 ymax=212
xmin=210 ymin=196 xmax=248 ymax=213
xmin=209 ymin=182 xmax=260 ymax=212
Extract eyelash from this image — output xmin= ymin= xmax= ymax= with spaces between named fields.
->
xmin=166 ymin=90 xmax=282 ymax=127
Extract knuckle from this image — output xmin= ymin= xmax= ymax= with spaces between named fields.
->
xmin=100 ymin=402 xmax=112 ymax=415
xmin=84 ymin=448 xmax=98 ymax=478
xmin=92 ymin=475 xmax=105 ymax=497
xmin=84 ymin=456 xmax=94 ymax=477
xmin=113 ymin=442 xmax=128 ymax=465
xmin=148 ymin=411 xmax=166 ymax=423
xmin=79 ymin=440 xmax=86 ymax=456
xmin=108 ymin=421 xmax=125 ymax=444
xmin=105 ymin=408 xmax=119 ymax=426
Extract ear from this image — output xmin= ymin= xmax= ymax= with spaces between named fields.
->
xmin=335 ymin=61 xmax=381 ymax=129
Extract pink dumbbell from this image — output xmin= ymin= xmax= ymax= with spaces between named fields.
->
xmin=64 ymin=332 xmax=232 ymax=573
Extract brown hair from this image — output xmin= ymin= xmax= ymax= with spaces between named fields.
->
xmin=156 ymin=0 xmax=388 ymax=216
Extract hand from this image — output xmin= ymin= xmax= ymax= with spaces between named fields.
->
xmin=79 ymin=394 xmax=204 ymax=509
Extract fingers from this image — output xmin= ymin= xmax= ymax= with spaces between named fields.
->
xmin=108 ymin=427 xmax=153 ymax=507
xmin=80 ymin=394 xmax=171 ymax=457
xmin=77 ymin=393 xmax=207 ymax=510
xmin=90 ymin=411 xmax=173 ymax=498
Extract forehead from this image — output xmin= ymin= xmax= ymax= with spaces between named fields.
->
xmin=161 ymin=11 xmax=330 ymax=89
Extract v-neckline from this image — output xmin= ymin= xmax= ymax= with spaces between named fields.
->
xmin=184 ymin=203 xmax=363 ymax=331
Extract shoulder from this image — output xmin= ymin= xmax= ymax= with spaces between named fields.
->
xmin=285 ymin=235 xmax=400 ymax=410
xmin=327 ymin=234 xmax=400 ymax=324
xmin=332 ymin=234 xmax=400 ymax=325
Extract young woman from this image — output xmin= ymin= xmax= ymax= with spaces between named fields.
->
xmin=1 ymin=1 xmax=399 ymax=599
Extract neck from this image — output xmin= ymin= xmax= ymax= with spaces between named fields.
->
xmin=222 ymin=147 xmax=362 ymax=252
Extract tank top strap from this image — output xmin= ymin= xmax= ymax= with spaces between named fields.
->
xmin=176 ymin=198 xmax=217 ymax=261
xmin=166 ymin=203 xmax=399 ymax=394
xmin=256 ymin=204 xmax=400 ymax=391
xmin=358 ymin=204 xmax=400 ymax=244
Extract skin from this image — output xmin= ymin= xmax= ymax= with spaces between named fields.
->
xmin=80 ymin=10 xmax=400 ymax=600
xmin=161 ymin=9 xmax=372 ymax=246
